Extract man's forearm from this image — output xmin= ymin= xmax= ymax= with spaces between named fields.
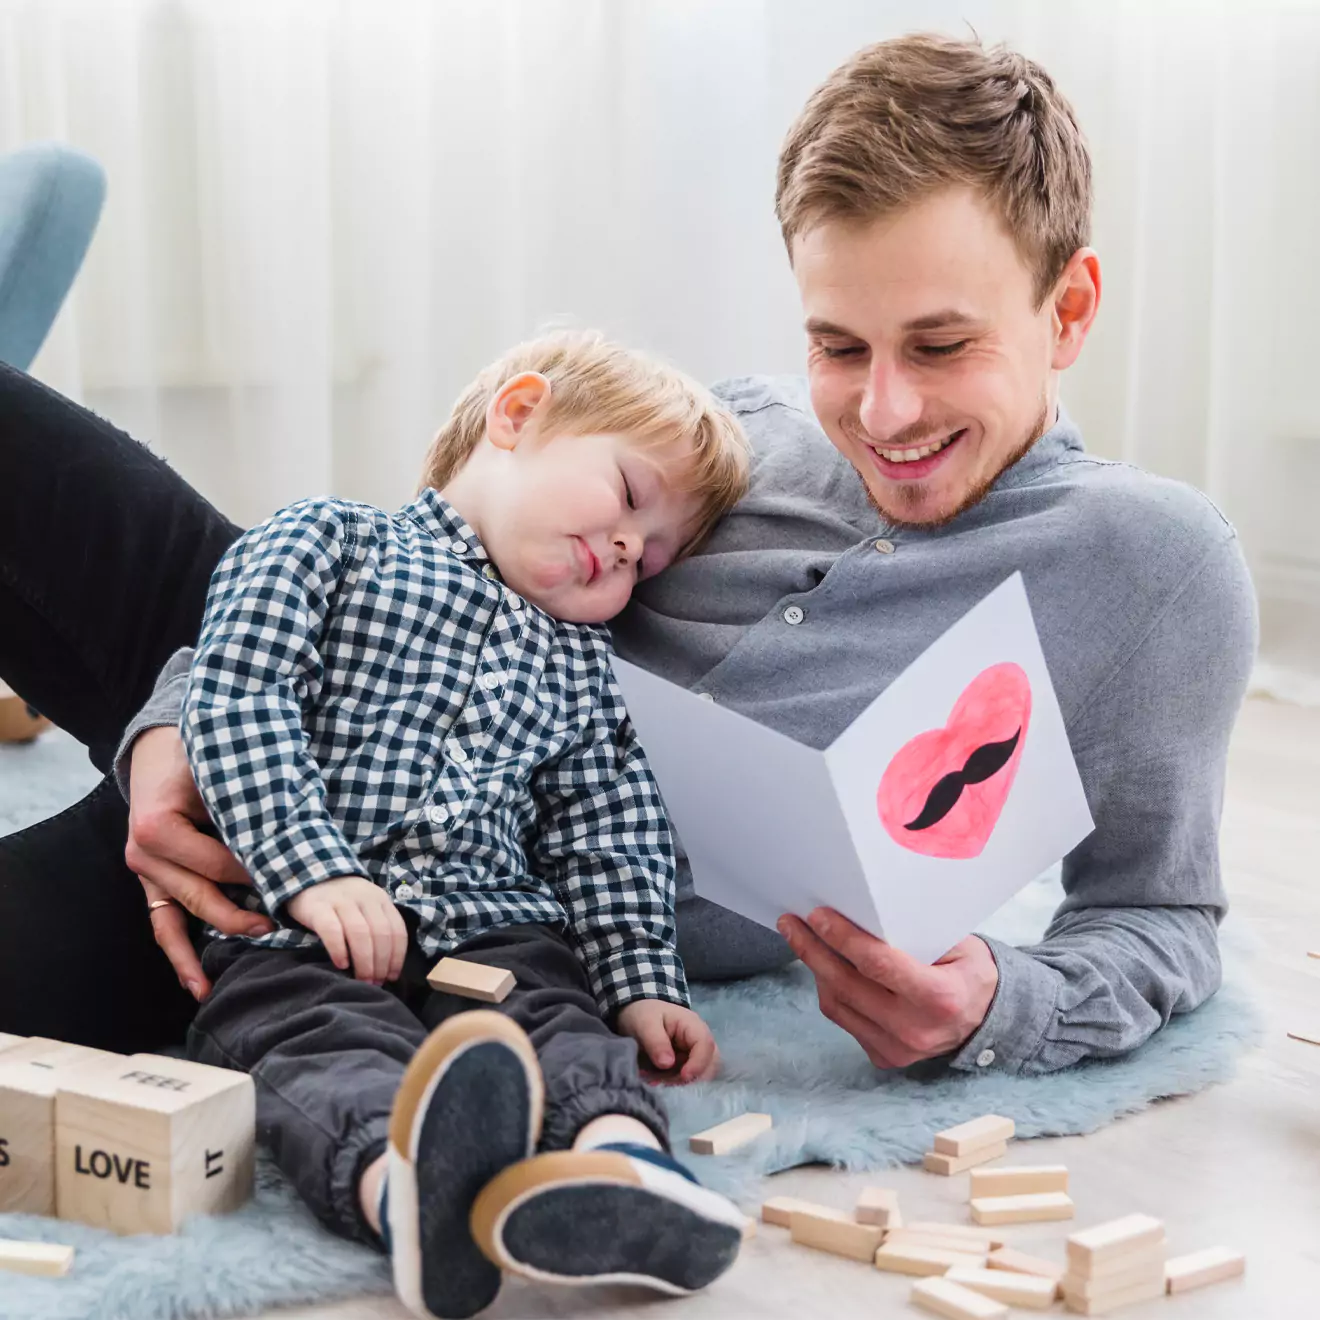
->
xmin=113 ymin=646 xmax=195 ymax=800
xmin=950 ymin=904 xmax=1222 ymax=1075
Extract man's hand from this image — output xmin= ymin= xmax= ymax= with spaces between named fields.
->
xmin=616 ymin=1000 xmax=720 ymax=1084
xmin=126 ymin=725 xmax=273 ymax=1001
xmin=778 ymin=908 xmax=998 ymax=1069
xmin=286 ymin=877 xmax=408 ymax=985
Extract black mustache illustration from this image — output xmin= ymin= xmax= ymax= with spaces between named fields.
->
xmin=903 ymin=729 xmax=1022 ymax=832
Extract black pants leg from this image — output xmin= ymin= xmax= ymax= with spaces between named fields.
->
xmin=0 ymin=363 xmax=242 ymax=1049
xmin=189 ymin=923 xmax=668 ymax=1246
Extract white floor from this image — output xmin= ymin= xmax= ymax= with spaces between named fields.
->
xmin=255 ymin=696 xmax=1320 ymax=1317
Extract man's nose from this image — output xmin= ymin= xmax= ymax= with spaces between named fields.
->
xmin=859 ymin=359 xmax=923 ymax=439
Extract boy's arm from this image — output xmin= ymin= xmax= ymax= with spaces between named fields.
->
xmin=531 ymin=664 xmax=689 ymax=1017
xmin=182 ymin=500 xmax=369 ymax=918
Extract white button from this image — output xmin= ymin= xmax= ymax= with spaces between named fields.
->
xmin=449 ymin=745 xmax=468 ymax=764
xmin=782 ymin=605 xmax=805 ymax=626
xmin=697 ymin=692 xmax=715 ymax=703
xmin=428 ymin=805 xmax=447 ymax=825
xmin=873 ymin=539 xmax=895 ymax=554
xmin=450 ymin=540 xmax=468 ymax=554
xmin=480 ymin=672 xmax=501 ymax=691
xmin=976 ymin=1048 xmax=996 ymax=1068
xmin=395 ymin=884 xmax=415 ymax=901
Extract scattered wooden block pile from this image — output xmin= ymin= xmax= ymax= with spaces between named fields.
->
xmin=0 ymin=1033 xmax=255 ymax=1279
xmin=705 ymin=1108 xmax=1246 ymax=1315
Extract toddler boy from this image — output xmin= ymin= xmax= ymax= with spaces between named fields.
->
xmin=180 ymin=331 xmax=752 ymax=1319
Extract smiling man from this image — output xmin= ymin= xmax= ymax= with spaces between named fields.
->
xmin=0 ymin=34 xmax=1256 ymax=1076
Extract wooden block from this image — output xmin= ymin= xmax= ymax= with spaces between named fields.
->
xmin=761 ymin=1194 xmax=827 ymax=1228
xmin=0 ymin=1040 xmax=123 ymax=1215
xmin=688 ymin=1111 xmax=773 ymax=1155
xmin=788 ymin=1206 xmax=885 ymax=1262
xmin=1066 ymin=1214 xmax=1165 ymax=1272
xmin=923 ymin=1140 xmax=1007 ymax=1175
xmin=987 ymin=1246 xmax=1065 ymax=1289
xmin=0 ymin=1238 xmax=75 ymax=1277
xmin=932 ymin=1115 xmax=1015 ymax=1156
xmin=884 ymin=1228 xmax=999 ymax=1256
xmin=1165 ymin=1245 xmax=1245 ymax=1294
xmin=1062 ymin=1274 xmax=1165 ymax=1314
xmin=426 ymin=957 xmax=515 ymax=1003
xmin=740 ymin=1216 xmax=756 ymax=1240
xmin=855 ymin=1185 xmax=901 ymax=1227
xmin=1062 ymin=1243 xmax=1168 ymax=1293
xmin=910 ymin=1276 xmax=1009 ymax=1320
xmin=903 ymin=1221 xmax=1005 ymax=1249
xmin=0 ymin=1035 xmax=26 ymax=1056
xmin=944 ymin=1266 xmax=1059 ymax=1310
xmin=969 ymin=1164 xmax=1068 ymax=1198
xmin=1286 ymin=1028 xmax=1320 ymax=1046
xmin=55 ymin=1053 xmax=254 ymax=1234
xmin=970 ymin=1191 xmax=1074 ymax=1225
xmin=874 ymin=1241 xmax=988 ymax=1276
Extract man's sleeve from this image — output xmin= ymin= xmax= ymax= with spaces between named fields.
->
xmin=530 ymin=663 xmax=689 ymax=1016
xmin=949 ymin=531 xmax=1258 ymax=1075
xmin=113 ymin=647 xmax=196 ymax=800
xmin=180 ymin=500 xmax=368 ymax=916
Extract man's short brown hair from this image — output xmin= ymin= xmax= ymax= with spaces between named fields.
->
xmin=775 ymin=33 xmax=1092 ymax=305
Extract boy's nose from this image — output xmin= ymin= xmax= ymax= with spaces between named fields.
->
xmin=612 ymin=531 xmax=642 ymax=567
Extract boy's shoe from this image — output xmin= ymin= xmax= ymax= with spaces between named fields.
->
xmin=387 ymin=1011 xmax=544 ymax=1320
xmin=469 ymin=1140 xmax=745 ymax=1296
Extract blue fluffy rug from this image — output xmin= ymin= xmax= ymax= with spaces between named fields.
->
xmin=0 ymin=736 xmax=1265 ymax=1320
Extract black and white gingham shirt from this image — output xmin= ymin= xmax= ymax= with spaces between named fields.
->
xmin=182 ymin=489 xmax=688 ymax=1013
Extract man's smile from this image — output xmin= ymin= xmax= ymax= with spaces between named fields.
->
xmin=859 ymin=427 xmax=969 ymax=482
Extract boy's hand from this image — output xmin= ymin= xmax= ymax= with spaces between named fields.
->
xmin=286 ymin=877 xmax=408 ymax=986
xmin=616 ymin=1000 xmax=720 ymax=1084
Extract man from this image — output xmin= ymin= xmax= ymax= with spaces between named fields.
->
xmin=3 ymin=34 xmax=1256 ymax=1073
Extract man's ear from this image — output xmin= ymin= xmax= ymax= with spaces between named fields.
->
xmin=485 ymin=372 xmax=553 ymax=451
xmin=1049 ymin=248 xmax=1101 ymax=372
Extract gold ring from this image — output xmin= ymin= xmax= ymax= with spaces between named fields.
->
xmin=148 ymin=899 xmax=176 ymax=911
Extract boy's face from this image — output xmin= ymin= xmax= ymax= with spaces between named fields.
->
xmin=475 ymin=428 xmax=702 ymax=623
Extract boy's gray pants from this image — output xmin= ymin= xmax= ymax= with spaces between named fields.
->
xmin=187 ymin=918 xmax=669 ymax=1246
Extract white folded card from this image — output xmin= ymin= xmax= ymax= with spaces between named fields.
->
xmin=611 ymin=572 xmax=1094 ymax=964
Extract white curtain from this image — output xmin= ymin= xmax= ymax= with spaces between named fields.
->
xmin=2 ymin=0 xmax=1318 ymax=691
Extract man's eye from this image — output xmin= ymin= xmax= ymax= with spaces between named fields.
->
xmin=819 ymin=343 xmax=865 ymax=359
xmin=917 ymin=341 xmax=968 ymax=358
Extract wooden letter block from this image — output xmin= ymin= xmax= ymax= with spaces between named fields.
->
xmin=55 ymin=1053 xmax=255 ymax=1234
xmin=933 ymin=1115 xmax=1015 ymax=1156
xmin=1062 ymin=1274 xmax=1166 ymax=1315
xmin=922 ymin=1141 xmax=1007 ymax=1175
xmin=0 ymin=1035 xmax=26 ymax=1056
xmin=911 ymin=1276 xmax=1009 ymax=1320
xmin=969 ymin=1164 xmax=1068 ymax=1198
xmin=944 ymin=1266 xmax=1058 ymax=1310
xmin=1165 ymin=1245 xmax=1245 ymax=1294
xmin=874 ymin=1242 xmax=988 ymax=1276
xmin=788 ymin=1206 xmax=885 ymax=1263
xmin=688 ymin=1111 xmax=772 ymax=1155
xmin=761 ymin=1195 xmax=826 ymax=1228
xmin=971 ymin=1191 xmax=1074 ymax=1225
xmin=426 ymin=957 xmax=515 ymax=1003
xmin=0 ymin=1238 xmax=75 ymax=1278
xmin=0 ymin=1040 xmax=123 ymax=1215
xmin=1066 ymin=1214 xmax=1165 ymax=1272
xmin=855 ymin=1186 xmax=901 ymax=1227
xmin=987 ymin=1246 xmax=1064 ymax=1289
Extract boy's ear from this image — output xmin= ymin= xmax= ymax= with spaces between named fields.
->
xmin=486 ymin=372 xmax=553 ymax=451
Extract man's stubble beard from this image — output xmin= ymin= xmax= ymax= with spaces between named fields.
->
xmin=849 ymin=391 xmax=1052 ymax=531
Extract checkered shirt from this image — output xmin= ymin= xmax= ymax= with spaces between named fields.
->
xmin=181 ymin=489 xmax=688 ymax=1013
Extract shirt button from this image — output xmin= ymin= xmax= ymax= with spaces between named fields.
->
xmin=449 ymin=745 xmax=468 ymax=764
xmin=782 ymin=604 xmax=805 ymax=626
xmin=873 ymin=539 xmax=896 ymax=554
xmin=480 ymin=672 xmax=501 ymax=691
xmin=428 ymin=805 xmax=447 ymax=825
xmin=697 ymin=692 xmax=715 ymax=703
xmin=449 ymin=540 xmax=468 ymax=555
xmin=976 ymin=1048 xmax=996 ymax=1069
xmin=482 ymin=564 xmax=499 ymax=580
xmin=395 ymin=884 xmax=415 ymax=901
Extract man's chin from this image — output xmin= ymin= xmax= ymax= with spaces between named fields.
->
xmin=862 ymin=475 xmax=978 ymax=530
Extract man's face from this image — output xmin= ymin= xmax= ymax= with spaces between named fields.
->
xmin=793 ymin=187 xmax=1058 ymax=527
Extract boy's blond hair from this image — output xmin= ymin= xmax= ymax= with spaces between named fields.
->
xmin=419 ymin=330 xmax=750 ymax=559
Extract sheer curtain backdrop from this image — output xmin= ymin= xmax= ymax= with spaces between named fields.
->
xmin=1 ymin=0 xmax=1317 ymax=694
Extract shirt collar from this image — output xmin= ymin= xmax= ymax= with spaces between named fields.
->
xmin=990 ymin=403 xmax=1086 ymax=492
xmin=399 ymin=487 xmax=490 ymax=563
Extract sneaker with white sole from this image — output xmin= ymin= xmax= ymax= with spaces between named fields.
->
xmin=469 ymin=1140 xmax=745 ymax=1295
xmin=387 ymin=1011 xmax=544 ymax=1319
